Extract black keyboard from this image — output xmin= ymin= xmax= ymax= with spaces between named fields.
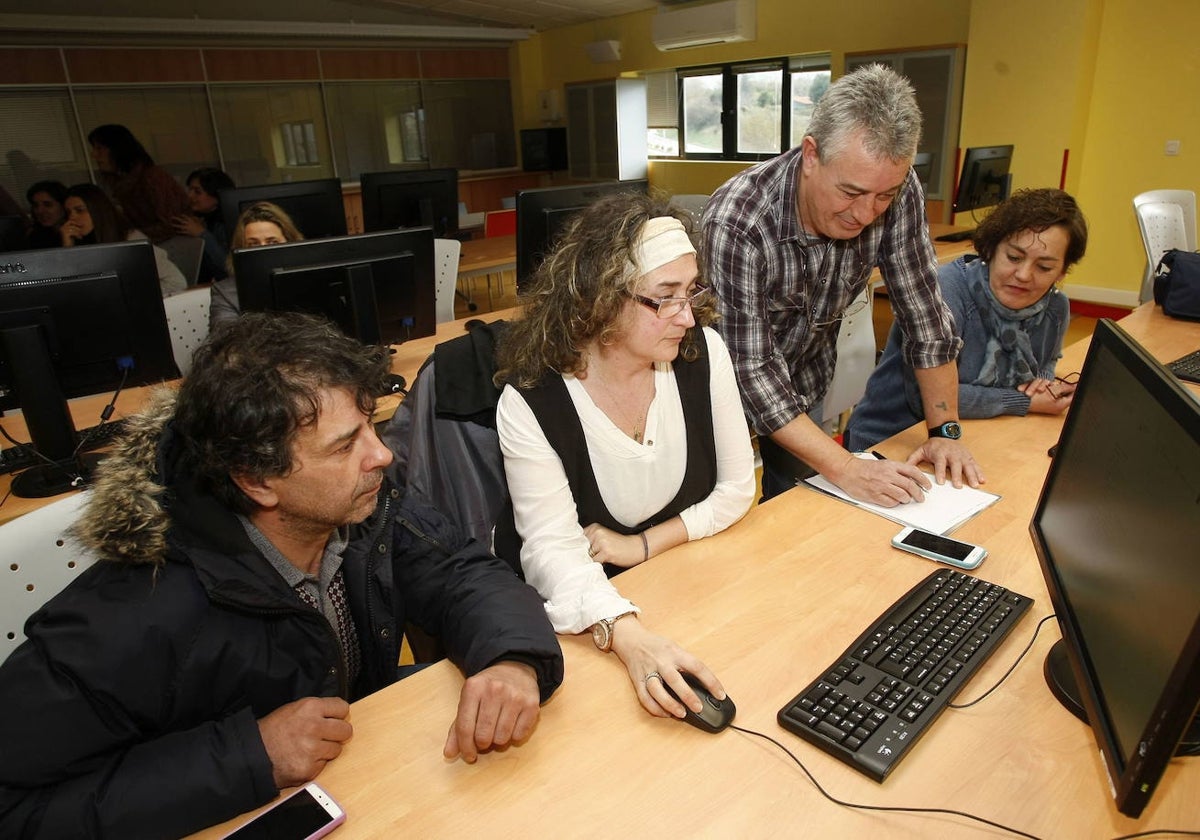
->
xmin=1167 ymin=349 xmax=1200 ymax=384
xmin=934 ymin=228 xmax=975 ymax=243
xmin=778 ymin=568 xmax=1033 ymax=782
xmin=0 ymin=418 xmax=128 ymax=477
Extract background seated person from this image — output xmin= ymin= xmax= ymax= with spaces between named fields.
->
xmin=845 ymin=188 xmax=1087 ymax=451
xmin=24 ymin=179 xmax=67 ymax=249
xmin=61 ymin=182 xmax=186 ymax=296
xmin=87 ymin=123 xmax=189 ymax=244
xmin=210 ymin=201 xmax=303 ymax=330
xmin=0 ymin=312 xmax=563 ymax=838
xmin=173 ymin=166 xmax=236 ymax=284
xmin=493 ymin=193 xmax=755 ymax=721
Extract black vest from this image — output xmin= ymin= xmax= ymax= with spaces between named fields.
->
xmin=495 ymin=337 xmax=716 ymax=578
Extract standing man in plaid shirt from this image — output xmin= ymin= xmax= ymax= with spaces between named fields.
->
xmin=701 ymin=64 xmax=985 ymax=503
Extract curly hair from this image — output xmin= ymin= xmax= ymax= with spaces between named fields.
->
xmin=495 ymin=190 xmax=715 ymax=389
xmin=806 ymin=64 xmax=922 ymax=163
xmin=972 ymin=188 xmax=1088 ymax=270
xmin=173 ymin=311 xmax=390 ymax=514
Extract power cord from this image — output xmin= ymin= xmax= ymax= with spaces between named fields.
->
xmin=732 ymin=613 xmax=1200 ymax=839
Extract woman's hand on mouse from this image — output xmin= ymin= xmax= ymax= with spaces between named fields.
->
xmin=609 ymin=617 xmax=726 ymax=718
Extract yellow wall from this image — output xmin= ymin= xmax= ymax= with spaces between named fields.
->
xmin=523 ymin=0 xmax=1200 ymax=305
xmin=1069 ymin=0 xmax=1200 ymax=302
xmin=516 ymin=0 xmax=972 ymax=196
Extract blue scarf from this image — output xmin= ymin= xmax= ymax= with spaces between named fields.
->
xmin=967 ymin=263 xmax=1057 ymax=387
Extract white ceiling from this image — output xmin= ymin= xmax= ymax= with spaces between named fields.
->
xmin=0 ymin=0 xmax=668 ymax=36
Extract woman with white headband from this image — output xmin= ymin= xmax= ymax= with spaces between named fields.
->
xmin=494 ymin=192 xmax=755 ymax=719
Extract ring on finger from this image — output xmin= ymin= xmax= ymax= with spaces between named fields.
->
xmin=643 ymin=671 xmax=662 ymax=686
xmin=588 ymin=546 xmax=598 ymax=557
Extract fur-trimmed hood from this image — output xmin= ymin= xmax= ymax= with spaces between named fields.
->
xmin=74 ymin=387 xmax=179 ymax=566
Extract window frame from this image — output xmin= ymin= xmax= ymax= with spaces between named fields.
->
xmin=652 ymin=55 xmax=830 ymax=162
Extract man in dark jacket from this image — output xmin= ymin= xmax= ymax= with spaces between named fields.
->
xmin=0 ymin=312 xmax=564 ymax=839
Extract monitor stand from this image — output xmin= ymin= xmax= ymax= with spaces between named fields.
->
xmin=1044 ymin=639 xmax=1199 ymax=757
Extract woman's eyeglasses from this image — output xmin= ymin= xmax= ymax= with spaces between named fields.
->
xmin=627 ymin=285 xmax=711 ymax=319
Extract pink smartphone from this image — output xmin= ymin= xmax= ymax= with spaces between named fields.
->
xmin=222 ymin=783 xmax=345 ymax=839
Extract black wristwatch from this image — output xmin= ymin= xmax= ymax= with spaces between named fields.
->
xmin=928 ymin=421 xmax=962 ymax=440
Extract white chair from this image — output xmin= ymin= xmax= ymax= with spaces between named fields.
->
xmin=434 ymin=238 xmax=462 ymax=323
xmin=669 ymin=193 xmax=711 ymax=232
xmin=1133 ymin=189 xmax=1197 ymax=304
xmin=1 ymin=493 xmax=97 ymax=663
xmin=821 ymin=285 xmax=876 ymax=432
xmin=157 ymin=235 xmax=206 ymax=287
xmin=163 ymin=286 xmax=211 ymax=376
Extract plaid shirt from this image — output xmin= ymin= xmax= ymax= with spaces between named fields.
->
xmin=701 ymin=146 xmax=960 ymax=436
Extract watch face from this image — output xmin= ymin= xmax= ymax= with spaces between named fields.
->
xmin=591 ymin=621 xmax=610 ymax=650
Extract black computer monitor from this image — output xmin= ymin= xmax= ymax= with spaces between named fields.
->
xmin=233 ymin=228 xmax=436 ymax=347
xmin=219 ymin=178 xmax=347 ymax=241
xmin=515 ymin=180 xmax=650 ymax=287
xmin=359 ymin=168 xmax=458 ymax=238
xmin=911 ymin=152 xmax=933 ymax=191
xmin=520 ymin=128 xmax=568 ymax=173
xmin=0 ymin=241 xmax=180 ymax=497
xmin=952 ymin=145 xmax=1013 ymax=214
xmin=1029 ymin=318 xmax=1200 ymax=819
xmin=0 ymin=216 xmax=29 ymax=253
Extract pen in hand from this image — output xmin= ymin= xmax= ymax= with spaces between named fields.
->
xmin=870 ymin=450 xmax=887 ymax=461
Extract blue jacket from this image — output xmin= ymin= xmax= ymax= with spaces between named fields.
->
xmin=845 ymin=255 xmax=1070 ymax=451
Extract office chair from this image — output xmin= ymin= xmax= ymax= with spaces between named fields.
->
xmin=1133 ymin=190 xmax=1197 ymax=305
xmin=163 ymin=286 xmax=211 ymax=376
xmin=0 ymin=493 xmax=98 ymax=663
xmin=668 ymin=194 xmax=710 ymax=235
xmin=157 ymin=235 xmax=206 ymax=288
xmin=434 ymin=237 xmax=462 ymax=323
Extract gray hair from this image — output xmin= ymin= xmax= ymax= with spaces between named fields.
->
xmin=805 ymin=64 xmax=922 ymax=164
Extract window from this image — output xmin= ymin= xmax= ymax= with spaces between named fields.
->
xmin=324 ymin=81 xmax=424 ymax=177
xmin=210 ymin=83 xmax=333 ymax=185
xmin=649 ymin=55 xmax=829 ymax=161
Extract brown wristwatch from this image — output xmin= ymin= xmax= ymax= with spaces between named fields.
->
xmin=591 ymin=611 xmax=637 ymax=652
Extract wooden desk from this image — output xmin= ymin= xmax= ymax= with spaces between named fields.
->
xmin=0 ymin=309 xmax=520 ymax=525
xmin=192 ymin=304 xmax=1200 ymax=839
xmin=457 ymin=234 xmax=516 ymax=280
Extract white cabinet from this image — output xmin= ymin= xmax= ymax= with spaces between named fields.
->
xmin=565 ymin=78 xmax=648 ymax=181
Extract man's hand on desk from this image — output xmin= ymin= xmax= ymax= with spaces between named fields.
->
xmin=905 ymin=437 xmax=986 ymax=490
xmin=828 ymin=451 xmax=932 ymax=508
xmin=258 ymin=696 xmax=353 ymax=789
xmin=443 ymin=660 xmax=540 ymax=764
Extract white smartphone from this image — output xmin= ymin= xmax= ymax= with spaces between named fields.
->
xmin=891 ymin=526 xmax=987 ymax=570
xmin=223 ymin=783 xmax=345 ymax=840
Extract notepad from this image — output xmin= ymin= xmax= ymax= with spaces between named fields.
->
xmin=803 ymin=455 xmax=1000 ymax=534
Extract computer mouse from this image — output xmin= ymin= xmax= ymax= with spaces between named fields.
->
xmin=381 ymin=373 xmax=407 ymax=395
xmin=662 ymin=672 xmax=735 ymax=733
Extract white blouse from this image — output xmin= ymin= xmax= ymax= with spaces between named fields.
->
xmin=497 ymin=327 xmax=755 ymax=634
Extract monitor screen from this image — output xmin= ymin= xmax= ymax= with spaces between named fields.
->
xmin=0 ymin=240 xmax=180 ymax=496
xmin=1029 ymin=318 xmax=1200 ymax=818
xmin=219 ymin=178 xmax=348 ymax=241
xmin=515 ymin=180 xmax=649 ymax=287
xmin=911 ymin=152 xmax=933 ymax=191
xmin=359 ymin=168 xmax=458 ymax=238
xmin=520 ymin=128 xmax=568 ymax=173
xmin=952 ymin=145 xmax=1013 ymax=214
xmin=233 ymin=228 xmax=436 ymax=346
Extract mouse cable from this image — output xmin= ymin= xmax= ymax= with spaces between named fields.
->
xmin=729 ymin=723 xmax=1042 ymax=839
xmin=948 ymin=613 xmax=1059 ymax=710
xmin=73 ymin=364 xmax=131 ymax=459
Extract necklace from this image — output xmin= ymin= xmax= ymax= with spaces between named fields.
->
xmin=590 ymin=366 xmax=655 ymax=444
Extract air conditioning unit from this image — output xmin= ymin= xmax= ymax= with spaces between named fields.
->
xmin=651 ymin=0 xmax=756 ymax=51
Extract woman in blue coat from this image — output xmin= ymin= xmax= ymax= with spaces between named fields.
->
xmin=846 ymin=188 xmax=1088 ymax=451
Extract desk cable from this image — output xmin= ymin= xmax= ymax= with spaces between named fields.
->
xmin=730 ymin=612 xmax=1200 ymax=840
